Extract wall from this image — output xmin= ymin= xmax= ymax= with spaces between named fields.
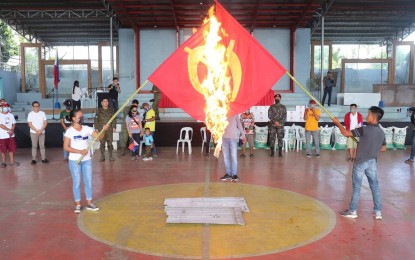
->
xmin=118 ymin=28 xmax=136 ymax=94
xmin=0 ymin=71 xmax=20 ymax=104
xmin=139 ymin=29 xmax=177 ymax=91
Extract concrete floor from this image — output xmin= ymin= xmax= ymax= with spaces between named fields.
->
xmin=1 ymin=146 xmax=414 ymax=259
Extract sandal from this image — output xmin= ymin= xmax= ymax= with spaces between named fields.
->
xmin=240 ymin=154 xmax=246 ymax=158
xmin=0 ymin=163 xmax=6 ymax=168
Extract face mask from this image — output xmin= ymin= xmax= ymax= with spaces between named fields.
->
xmin=245 ymin=110 xmax=250 ymax=114
xmin=77 ymin=117 xmax=85 ymax=125
xmin=145 ymin=107 xmax=150 ymax=111
xmin=309 ymin=104 xmax=315 ymax=108
xmin=2 ymin=107 xmax=8 ymax=113
xmin=275 ymin=99 xmax=280 ymax=104
xmin=351 ymin=108 xmax=357 ymax=113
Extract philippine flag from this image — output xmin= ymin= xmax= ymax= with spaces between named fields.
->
xmin=54 ymin=49 xmax=60 ymax=89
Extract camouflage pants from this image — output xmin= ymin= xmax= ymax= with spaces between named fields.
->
xmin=99 ymin=127 xmax=113 ymax=151
xmin=269 ymin=126 xmax=284 ymax=148
xmin=119 ymin=126 xmax=129 ymax=149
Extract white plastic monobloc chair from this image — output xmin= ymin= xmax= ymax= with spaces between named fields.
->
xmin=177 ymin=127 xmax=193 ymax=154
xmin=294 ymin=125 xmax=306 ymax=152
xmin=282 ymin=125 xmax=296 ymax=152
xmin=200 ymin=127 xmax=212 ymax=153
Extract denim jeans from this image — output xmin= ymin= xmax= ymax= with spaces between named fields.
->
xmin=63 ymin=133 xmax=69 ymax=159
xmin=349 ymin=159 xmax=382 ymax=212
xmin=222 ymin=138 xmax=238 ymax=176
xmin=68 ymin=159 xmax=92 ymax=202
xmin=306 ymin=130 xmax=320 ymax=154
xmin=410 ymin=130 xmax=415 ymax=160
xmin=150 ymin=131 xmax=157 ymax=155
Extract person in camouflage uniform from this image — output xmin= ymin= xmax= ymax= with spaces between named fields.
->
xmin=119 ymin=99 xmax=139 ymax=157
xmin=268 ymin=94 xmax=287 ymax=157
xmin=94 ymin=98 xmax=115 ymax=162
xmin=151 ymin=85 xmax=161 ymax=120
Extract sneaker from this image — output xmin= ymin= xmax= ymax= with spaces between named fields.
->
xmin=306 ymin=154 xmax=311 ymax=158
xmin=220 ymin=174 xmax=232 ymax=181
xmin=373 ymin=211 xmax=382 ymax=220
xmin=41 ymin=159 xmax=49 ymax=163
xmin=339 ymin=209 xmax=358 ymax=219
xmin=315 ymin=154 xmax=320 ymax=158
xmin=405 ymin=159 xmax=414 ymax=164
xmin=64 ymin=158 xmax=69 ymax=163
xmin=240 ymin=154 xmax=246 ymax=158
xmin=152 ymin=154 xmax=158 ymax=158
xmin=142 ymin=157 xmax=149 ymax=161
xmin=148 ymin=157 xmax=153 ymax=160
xmin=31 ymin=160 xmax=37 ymax=165
xmin=231 ymin=175 xmax=240 ymax=182
xmin=250 ymin=154 xmax=255 ymax=158
xmin=0 ymin=163 xmax=6 ymax=168
xmin=74 ymin=205 xmax=82 ymax=214
xmin=86 ymin=203 xmax=100 ymax=211
xmin=131 ymin=156 xmax=136 ymax=161
xmin=9 ymin=162 xmax=20 ymax=167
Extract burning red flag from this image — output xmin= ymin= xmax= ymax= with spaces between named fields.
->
xmin=149 ymin=0 xmax=286 ymax=121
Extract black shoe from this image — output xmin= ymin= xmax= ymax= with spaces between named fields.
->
xmin=86 ymin=203 xmax=100 ymax=211
xmin=41 ymin=159 xmax=49 ymax=163
xmin=250 ymin=154 xmax=254 ymax=158
xmin=270 ymin=150 xmax=274 ymax=157
xmin=231 ymin=175 xmax=240 ymax=182
xmin=31 ymin=160 xmax=37 ymax=165
xmin=278 ymin=147 xmax=283 ymax=157
xmin=220 ymin=174 xmax=232 ymax=181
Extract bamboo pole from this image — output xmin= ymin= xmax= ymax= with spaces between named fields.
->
xmin=285 ymin=71 xmax=358 ymax=143
xmin=77 ymin=79 xmax=149 ymax=164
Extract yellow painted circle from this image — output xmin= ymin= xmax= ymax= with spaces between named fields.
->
xmin=78 ymin=183 xmax=335 ymax=259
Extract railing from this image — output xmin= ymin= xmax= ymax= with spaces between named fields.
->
xmin=81 ymin=77 xmax=112 ymax=108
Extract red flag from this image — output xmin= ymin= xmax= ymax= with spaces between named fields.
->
xmin=54 ymin=50 xmax=60 ymax=89
xmin=149 ymin=0 xmax=286 ymax=120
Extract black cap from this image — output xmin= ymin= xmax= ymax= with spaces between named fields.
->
xmin=274 ymin=94 xmax=281 ymax=99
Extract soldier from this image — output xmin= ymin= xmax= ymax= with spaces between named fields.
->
xmin=268 ymin=94 xmax=287 ymax=157
xmin=94 ymin=98 xmax=115 ymax=162
xmin=119 ymin=99 xmax=139 ymax=157
xmin=150 ymin=85 xmax=161 ymax=120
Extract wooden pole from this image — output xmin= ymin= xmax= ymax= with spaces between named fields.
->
xmin=77 ymin=79 xmax=149 ymax=164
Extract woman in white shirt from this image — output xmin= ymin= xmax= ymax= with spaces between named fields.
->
xmin=64 ymin=109 xmax=108 ymax=214
xmin=72 ymin=80 xmax=82 ymax=110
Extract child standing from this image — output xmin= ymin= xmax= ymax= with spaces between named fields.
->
xmin=142 ymin=127 xmax=154 ymax=161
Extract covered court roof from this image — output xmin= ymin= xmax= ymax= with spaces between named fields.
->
xmin=0 ymin=0 xmax=414 ymax=46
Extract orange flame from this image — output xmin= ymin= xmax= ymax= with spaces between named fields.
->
xmin=201 ymin=5 xmax=232 ymax=158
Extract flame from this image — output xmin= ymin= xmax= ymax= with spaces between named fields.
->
xmin=201 ymin=5 xmax=231 ymax=158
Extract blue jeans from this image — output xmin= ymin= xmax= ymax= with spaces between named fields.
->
xmin=150 ymin=131 xmax=157 ymax=155
xmin=63 ymin=133 xmax=69 ymax=159
xmin=222 ymin=138 xmax=238 ymax=176
xmin=68 ymin=159 xmax=92 ymax=202
xmin=410 ymin=130 xmax=415 ymax=160
xmin=349 ymin=159 xmax=382 ymax=213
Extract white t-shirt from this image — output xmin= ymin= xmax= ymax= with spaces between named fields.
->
xmin=64 ymin=125 xmax=94 ymax=161
xmin=27 ymin=111 xmax=47 ymax=134
xmin=349 ymin=113 xmax=360 ymax=130
xmin=0 ymin=113 xmax=16 ymax=139
xmin=72 ymin=87 xmax=82 ymax=101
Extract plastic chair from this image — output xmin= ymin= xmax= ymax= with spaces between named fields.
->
xmin=200 ymin=127 xmax=212 ymax=153
xmin=138 ymin=140 xmax=146 ymax=156
xmin=176 ymin=127 xmax=193 ymax=154
xmin=294 ymin=125 xmax=306 ymax=152
xmin=281 ymin=125 xmax=296 ymax=152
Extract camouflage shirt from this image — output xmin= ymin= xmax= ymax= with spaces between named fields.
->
xmin=268 ymin=103 xmax=287 ymax=128
xmin=94 ymin=107 xmax=115 ymax=129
